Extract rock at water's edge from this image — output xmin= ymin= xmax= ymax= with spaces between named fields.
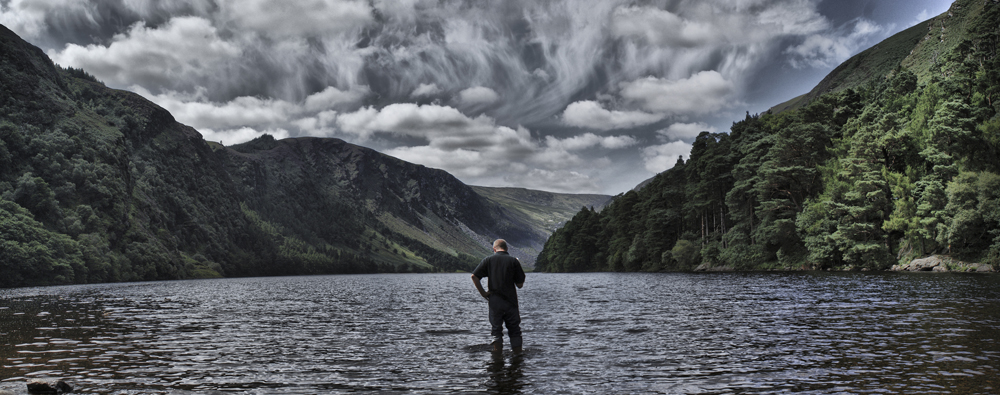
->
xmin=694 ymin=263 xmax=735 ymax=272
xmin=891 ymin=255 xmax=996 ymax=272
xmin=26 ymin=379 xmax=72 ymax=394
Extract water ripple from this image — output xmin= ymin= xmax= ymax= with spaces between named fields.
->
xmin=1 ymin=272 xmax=999 ymax=393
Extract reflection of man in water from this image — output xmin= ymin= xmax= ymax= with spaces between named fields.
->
xmin=472 ymin=239 xmax=526 ymax=353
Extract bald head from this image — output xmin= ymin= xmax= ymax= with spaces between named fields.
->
xmin=493 ymin=239 xmax=508 ymax=251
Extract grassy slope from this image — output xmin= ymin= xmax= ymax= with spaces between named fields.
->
xmin=901 ymin=0 xmax=986 ymax=84
xmin=771 ymin=19 xmax=932 ymax=113
xmin=773 ymin=0 xmax=990 ymax=115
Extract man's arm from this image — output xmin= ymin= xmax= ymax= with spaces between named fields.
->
xmin=471 ymin=275 xmax=490 ymax=298
xmin=515 ymin=258 xmax=525 ymax=289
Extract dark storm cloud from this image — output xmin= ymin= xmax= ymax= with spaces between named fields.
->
xmin=0 ymin=0 xmax=955 ymax=193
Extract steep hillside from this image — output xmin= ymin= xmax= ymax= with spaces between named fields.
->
xmin=0 ymin=24 xmax=592 ymax=287
xmin=772 ymin=20 xmax=930 ymax=113
xmin=540 ymin=0 xmax=1000 ymax=273
xmin=773 ymin=0 xmax=999 ymax=114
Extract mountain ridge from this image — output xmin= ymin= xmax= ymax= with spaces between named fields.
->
xmin=0 ymin=23 xmax=609 ymax=287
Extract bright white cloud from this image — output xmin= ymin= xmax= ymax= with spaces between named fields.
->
xmin=658 ymin=122 xmax=716 ymax=141
xmin=611 ymin=7 xmax=718 ymax=48
xmin=411 ymin=83 xmax=441 ymax=98
xmin=544 ymin=133 xmax=637 ymax=151
xmin=0 ymin=0 xmax=96 ymax=39
xmin=133 ymin=86 xmax=296 ymax=130
xmin=293 ymin=110 xmax=340 ymax=137
xmin=337 ymin=103 xmax=500 ymax=141
xmin=49 ymin=17 xmax=240 ymax=91
xmin=458 ymin=86 xmax=500 ymax=106
xmin=620 ymin=71 xmax=735 ymax=116
xmin=642 ymin=141 xmax=693 ymax=174
xmin=304 ymin=86 xmax=368 ymax=112
xmin=561 ymin=101 xmax=664 ymax=131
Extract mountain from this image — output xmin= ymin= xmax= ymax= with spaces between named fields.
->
xmin=0 ymin=24 xmax=609 ymax=288
xmin=537 ymin=0 xmax=1000 ymax=273
xmin=772 ymin=0 xmax=995 ymax=113
xmin=471 ymin=186 xmax=611 ymax=259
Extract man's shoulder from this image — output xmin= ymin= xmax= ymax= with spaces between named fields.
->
xmin=493 ymin=252 xmax=520 ymax=263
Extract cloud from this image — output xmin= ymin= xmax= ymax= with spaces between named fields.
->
xmin=642 ymin=141 xmax=693 ymax=174
xmin=133 ymin=86 xmax=295 ymax=130
xmin=134 ymin=85 xmax=365 ymax=144
xmin=619 ymin=71 xmax=735 ymax=116
xmin=304 ymin=86 xmax=369 ymax=112
xmin=343 ymin=104 xmax=635 ymax=193
xmin=561 ymin=101 xmax=664 ymax=131
xmin=0 ymin=0 xmax=98 ymax=40
xmin=458 ymin=86 xmax=500 ymax=106
xmin=411 ymin=83 xmax=441 ymax=98
xmin=13 ymin=0 xmax=903 ymax=194
xmin=336 ymin=103 xmax=500 ymax=141
xmin=913 ymin=9 xmax=933 ymax=27
xmin=658 ymin=122 xmax=717 ymax=141
xmin=49 ymin=16 xmax=241 ymax=92
xmin=544 ymin=133 xmax=637 ymax=151
xmin=611 ymin=7 xmax=718 ymax=48
xmin=219 ymin=0 xmax=374 ymax=38
xmin=785 ymin=18 xmax=888 ymax=68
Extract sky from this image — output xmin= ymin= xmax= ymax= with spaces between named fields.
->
xmin=1 ymin=0 xmax=954 ymax=195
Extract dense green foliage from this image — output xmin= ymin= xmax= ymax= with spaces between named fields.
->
xmin=1 ymin=23 xmax=572 ymax=288
xmin=537 ymin=1 xmax=1000 ymax=272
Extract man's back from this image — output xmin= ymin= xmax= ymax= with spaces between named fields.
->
xmin=473 ymin=251 xmax=525 ymax=305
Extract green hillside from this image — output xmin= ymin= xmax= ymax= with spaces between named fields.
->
xmin=773 ymin=0 xmax=998 ymax=114
xmin=538 ymin=0 xmax=1000 ymax=273
xmin=772 ymin=20 xmax=930 ymax=113
xmin=0 ymin=24 xmax=606 ymax=287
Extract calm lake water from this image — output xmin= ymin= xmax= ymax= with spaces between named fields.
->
xmin=1 ymin=272 xmax=999 ymax=394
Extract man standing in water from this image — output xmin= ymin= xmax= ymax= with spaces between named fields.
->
xmin=472 ymin=239 xmax=526 ymax=353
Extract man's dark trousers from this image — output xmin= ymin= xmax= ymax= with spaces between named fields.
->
xmin=488 ymin=293 xmax=522 ymax=349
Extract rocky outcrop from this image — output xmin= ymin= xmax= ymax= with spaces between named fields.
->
xmin=891 ymin=255 xmax=996 ymax=272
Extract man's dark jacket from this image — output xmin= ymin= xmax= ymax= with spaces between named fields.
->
xmin=472 ymin=251 xmax=526 ymax=305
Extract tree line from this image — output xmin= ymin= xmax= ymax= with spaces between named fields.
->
xmin=537 ymin=7 xmax=1000 ymax=272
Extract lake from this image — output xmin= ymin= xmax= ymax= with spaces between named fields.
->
xmin=1 ymin=272 xmax=999 ymax=394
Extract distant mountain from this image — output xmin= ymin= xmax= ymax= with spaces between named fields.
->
xmin=471 ymin=186 xmax=611 ymax=260
xmin=0 ymin=24 xmax=609 ymax=287
xmin=539 ymin=0 xmax=1000 ymax=273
